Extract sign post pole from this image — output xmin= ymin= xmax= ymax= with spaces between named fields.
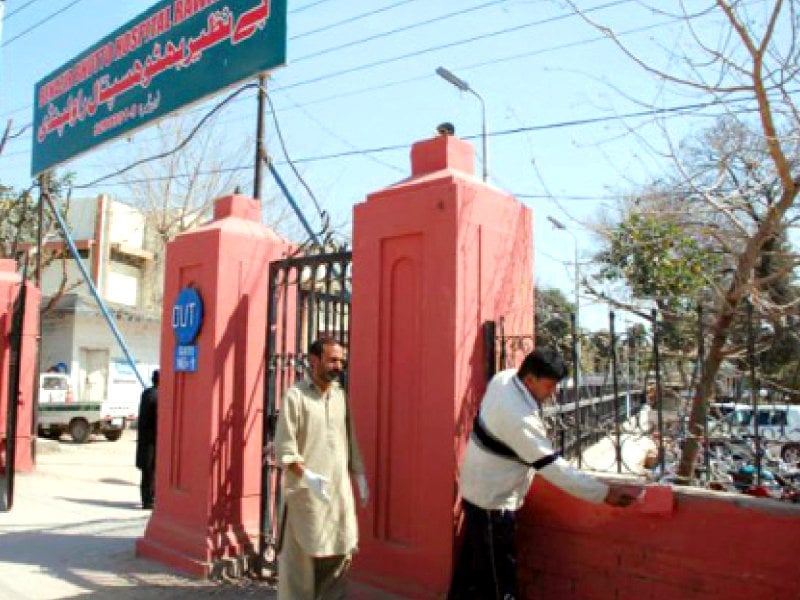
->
xmin=254 ymin=74 xmax=266 ymax=199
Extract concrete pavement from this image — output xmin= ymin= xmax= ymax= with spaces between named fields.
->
xmin=0 ymin=430 xmax=401 ymax=599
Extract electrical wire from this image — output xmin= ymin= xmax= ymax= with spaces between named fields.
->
xmin=291 ymin=0 xmax=510 ymax=64
xmin=4 ymin=0 xmax=45 ymax=21
xmin=0 ymin=102 xmax=30 ymax=120
xmin=0 ymin=0 xmax=421 ymax=119
xmin=289 ymin=0 xmax=338 ymax=15
xmin=261 ymin=85 xmax=325 ymax=219
xmin=1 ymin=81 xmax=784 ymax=170
xmin=275 ymin=0 xmax=634 ymax=92
xmin=289 ymin=0 xmax=421 ymax=41
xmin=57 ymin=93 xmax=787 ymax=189
xmin=4 ymin=0 xmax=794 ymax=200
xmin=1 ymin=0 xmax=633 ymax=126
xmin=4 ymin=0 xmax=709 ymax=175
xmin=1 ymin=0 xmax=88 ymax=47
xmin=72 ymin=82 xmax=258 ymax=189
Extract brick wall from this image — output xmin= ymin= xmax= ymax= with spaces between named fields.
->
xmin=518 ymin=478 xmax=800 ymax=599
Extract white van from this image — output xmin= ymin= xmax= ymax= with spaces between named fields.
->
xmin=710 ymin=402 xmax=800 ymax=463
xmin=37 ymin=373 xmax=125 ymax=443
xmin=39 ymin=373 xmax=71 ymax=404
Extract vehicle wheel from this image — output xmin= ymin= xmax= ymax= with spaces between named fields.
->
xmin=104 ymin=429 xmax=123 ymax=442
xmin=68 ymin=418 xmax=91 ymax=444
xmin=781 ymin=443 xmax=800 ymax=465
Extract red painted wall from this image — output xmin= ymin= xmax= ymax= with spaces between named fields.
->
xmin=137 ymin=195 xmax=292 ymax=576
xmin=350 ymin=135 xmax=533 ymax=597
xmin=518 ymin=479 xmax=800 ymax=599
xmin=0 ymin=259 xmax=40 ymax=474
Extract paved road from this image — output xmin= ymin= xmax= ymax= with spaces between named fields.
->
xmin=1 ymin=430 xmax=402 ymax=599
xmin=0 ymin=430 xmax=276 ymax=599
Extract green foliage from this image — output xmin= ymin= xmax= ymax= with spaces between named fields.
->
xmin=597 ymin=212 xmax=718 ymax=313
xmin=0 ymin=185 xmax=38 ymax=258
xmin=592 ymin=202 xmax=722 ymax=372
xmin=534 ymin=287 xmax=575 ymax=360
xmin=0 ymin=172 xmax=74 ymax=259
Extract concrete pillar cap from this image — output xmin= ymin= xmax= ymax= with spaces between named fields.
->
xmin=213 ymin=195 xmax=262 ymax=222
xmin=410 ymin=135 xmax=475 ymax=178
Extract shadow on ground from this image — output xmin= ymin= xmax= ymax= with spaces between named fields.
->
xmin=56 ymin=496 xmax=141 ymax=510
xmin=0 ymin=524 xmax=276 ymax=599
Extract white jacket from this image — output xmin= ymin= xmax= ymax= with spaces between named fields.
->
xmin=459 ymin=369 xmax=608 ymax=510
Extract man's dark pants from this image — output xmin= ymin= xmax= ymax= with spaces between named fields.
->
xmin=448 ymin=500 xmax=518 ymax=600
xmin=140 ymin=455 xmax=155 ymax=509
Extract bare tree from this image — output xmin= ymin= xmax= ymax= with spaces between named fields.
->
xmin=564 ymin=1 xmax=800 ymax=482
xmin=118 ymin=111 xmax=296 ymax=309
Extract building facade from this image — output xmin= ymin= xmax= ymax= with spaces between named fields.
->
xmin=39 ymin=195 xmax=162 ymax=417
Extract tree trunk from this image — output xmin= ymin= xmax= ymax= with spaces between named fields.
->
xmin=677 ymin=188 xmax=797 ymax=481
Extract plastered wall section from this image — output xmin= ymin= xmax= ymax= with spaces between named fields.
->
xmin=517 ymin=478 xmax=800 ymax=599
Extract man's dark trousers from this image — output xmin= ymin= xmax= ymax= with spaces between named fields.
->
xmin=448 ymin=500 xmax=518 ymax=600
xmin=140 ymin=460 xmax=155 ymax=509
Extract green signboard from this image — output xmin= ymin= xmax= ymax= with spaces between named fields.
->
xmin=31 ymin=0 xmax=286 ymax=176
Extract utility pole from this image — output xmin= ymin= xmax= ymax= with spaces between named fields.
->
xmin=253 ymin=74 xmax=266 ymax=199
xmin=36 ymin=173 xmax=49 ymax=287
xmin=547 ymin=216 xmax=580 ymax=373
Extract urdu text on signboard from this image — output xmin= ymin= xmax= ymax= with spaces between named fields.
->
xmin=31 ymin=0 xmax=287 ymax=176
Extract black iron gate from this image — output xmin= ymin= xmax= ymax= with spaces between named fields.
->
xmin=258 ymin=249 xmax=352 ymax=571
xmin=1 ymin=266 xmax=29 ymax=512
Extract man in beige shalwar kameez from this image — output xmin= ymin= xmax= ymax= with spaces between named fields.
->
xmin=275 ymin=337 xmax=368 ymax=600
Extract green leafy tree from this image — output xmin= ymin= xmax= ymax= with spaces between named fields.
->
xmin=0 ymin=173 xmax=79 ymax=313
xmin=0 ymin=173 xmax=74 ymax=259
xmin=534 ymin=286 xmax=575 ymax=360
xmin=592 ymin=196 xmax=722 ymax=387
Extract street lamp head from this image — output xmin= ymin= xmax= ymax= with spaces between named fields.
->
xmin=547 ymin=216 xmax=566 ymax=230
xmin=436 ymin=66 xmax=471 ymax=92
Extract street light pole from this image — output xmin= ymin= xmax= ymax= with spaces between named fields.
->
xmin=547 ymin=216 xmax=581 ymax=394
xmin=435 ymin=66 xmax=487 ymax=182
xmin=547 ymin=216 xmax=580 ymax=371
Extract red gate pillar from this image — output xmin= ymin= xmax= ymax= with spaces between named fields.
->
xmin=0 ymin=259 xmax=41 ymax=474
xmin=350 ymin=135 xmax=533 ymax=597
xmin=136 ymin=195 xmax=291 ymax=577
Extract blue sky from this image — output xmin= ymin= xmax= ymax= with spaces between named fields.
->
xmin=0 ymin=0 xmax=763 ymax=331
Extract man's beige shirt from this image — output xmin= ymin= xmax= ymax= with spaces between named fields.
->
xmin=275 ymin=378 xmax=365 ymax=557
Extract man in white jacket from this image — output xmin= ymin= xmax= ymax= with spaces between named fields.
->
xmin=448 ymin=347 xmax=641 ymax=600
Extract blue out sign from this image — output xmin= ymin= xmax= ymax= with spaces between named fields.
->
xmin=173 ymin=287 xmax=203 ymax=344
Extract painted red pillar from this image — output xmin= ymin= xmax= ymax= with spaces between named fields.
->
xmin=0 ymin=259 xmax=41 ymax=473
xmin=136 ymin=195 xmax=291 ymax=576
xmin=350 ymin=135 xmax=533 ymax=597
